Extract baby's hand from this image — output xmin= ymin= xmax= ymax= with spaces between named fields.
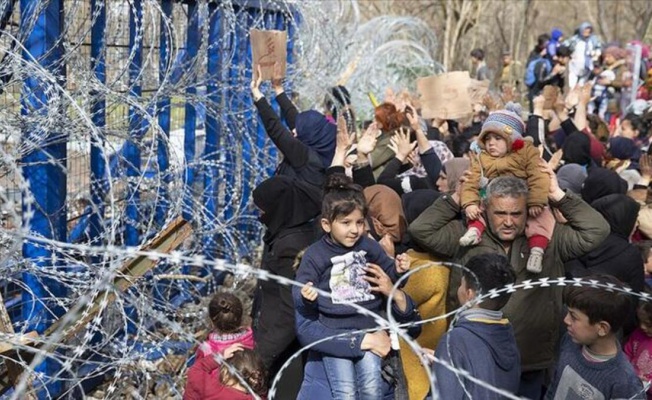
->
xmin=301 ymin=282 xmax=318 ymax=302
xmin=529 ymin=205 xmax=544 ymax=218
xmin=395 ymin=253 xmax=410 ymax=274
xmin=465 ymin=204 xmax=481 ymax=220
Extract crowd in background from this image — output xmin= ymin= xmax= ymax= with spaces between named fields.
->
xmin=182 ymin=20 xmax=652 ymax=400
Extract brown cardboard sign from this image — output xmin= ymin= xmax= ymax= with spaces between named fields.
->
xmin=250 ymin=29 xmax=287 ymax=80
xmin=468 ymin=79 xmax=490 ymax=104
xmin=417 ymin=71 xmax=473 ymax=119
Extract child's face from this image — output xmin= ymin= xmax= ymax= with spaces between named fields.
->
xmin=321 ymin=209 xmax=365 ymax=248
xmin=637 ymin=307 xmax=652 ymax=337
xmin=620 ymin=120 xmax=638 ymax=139
xmin=563 ymin=307 xmax=607 ymax=345
xmin=483 ymin=132 xmax=508 ymax=157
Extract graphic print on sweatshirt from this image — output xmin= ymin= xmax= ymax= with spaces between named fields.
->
xmin=552 ymin=366 xmax=605 ymax=400
xmin=329 ymin=250 xmax=374 ymax=304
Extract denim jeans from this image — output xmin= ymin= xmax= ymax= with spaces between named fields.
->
xmin=322 ymin=352 xmax=382 ymax=400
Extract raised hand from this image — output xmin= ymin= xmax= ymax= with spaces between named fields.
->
xmin=357 ymin=122 xmax=379 ymax=156
xmin=251 ymin=64 xmax=262 ymax=92
xmin=539 ymin=159 xmax=565 ymax=201
xmin=640 ymin=153 xmax=652 ymax=180
xmin=336 ymin=115 xmax=354 ymax=153
xmin=250 ymin=64 xmax=263 ymax=100
xmin=271 ymin=61 xmax=284 ymax=93
xmin=388 ymin=128 xmax=417 ymax=163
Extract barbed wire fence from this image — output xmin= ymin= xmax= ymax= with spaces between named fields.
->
xmin=3 ymin=0 xmax=623 ymax=399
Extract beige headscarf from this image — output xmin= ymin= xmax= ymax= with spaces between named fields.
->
xmin=443 ymin=158 xmax=471 ymax=193
xmin=363 ymin=185 xmax=407 ymax=242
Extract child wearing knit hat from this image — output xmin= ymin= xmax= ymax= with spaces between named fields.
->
xmin=460 ymin=102 xmax=552 ymax=273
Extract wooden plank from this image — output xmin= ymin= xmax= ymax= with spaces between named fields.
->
xmin=44 ymin=217 xmax=192 ymax=339
xmin=0 ymin=290 xmax=35 ymax=397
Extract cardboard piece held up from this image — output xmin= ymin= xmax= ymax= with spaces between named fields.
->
xmin=543 ymin=85 xmax=560 ymax=110
xmin=417 ymin=71 xmax=473 ymax=120
xmin=250 ymin=29 xmax=287 ymax=80
xmin=468 ymin=79 xmax=490 ymax=104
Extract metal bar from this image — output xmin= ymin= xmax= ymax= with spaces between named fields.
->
xmin=155 ymin=0 xmax=173 ymax=226
xmin=89 ymin=0 xmax=107 ymax=247
xmin=182 ymin=0 xmax=198 ymax=222
xmin=19 ymin=0 xmax=67 ymax=395
xmin=203 ymin=1 xmax=222 ymax=260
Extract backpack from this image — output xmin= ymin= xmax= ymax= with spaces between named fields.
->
xmin=524 ymin=57 xmax=552 ymax=87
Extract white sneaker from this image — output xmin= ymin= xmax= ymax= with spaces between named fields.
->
xmin=527 ymin=247 xmax=545 ymax=273
xmin=459 ymin=228 xmax=482 ymax=247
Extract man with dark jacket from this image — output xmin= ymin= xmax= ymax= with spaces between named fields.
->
xmin=409 ymin=171 xmax=609 ymax=399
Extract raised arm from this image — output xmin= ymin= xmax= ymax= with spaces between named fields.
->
xmin=523 ymin=144 xmax=550 ymax=206
xmin=526 ymin=95 xmax=545 ymax=146
xmin=251 ymin=64 xmax=310 ymax=168
xmin=271 ymin=61 xmax=299 ymax=129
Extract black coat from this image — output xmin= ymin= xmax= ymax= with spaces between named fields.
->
xmin=254 ymin=221 xmax=320 ymax=369
xmin=254 ymin=94 xmax=326 ymax=188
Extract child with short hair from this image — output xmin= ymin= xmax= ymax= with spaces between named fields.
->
xmin=184 ymin=345 xmax=267 ymax=399
xmin=460 ymin=102 xmax=552 ymax=274
xmin=196 ymin=291 xmax=255 ymax=360
xmin=546 ymin=274 xmax=644 ymax=399
xmin=294 ymin=173 xmax=409 ymax=400
xmin=433 ymin=253 xmax=520 ymax=399
xmin=624 ymin=298 xmax=652 ymax=398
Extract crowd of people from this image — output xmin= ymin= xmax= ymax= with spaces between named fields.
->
xmin=183 ymin=22 xmax=652 ymax=400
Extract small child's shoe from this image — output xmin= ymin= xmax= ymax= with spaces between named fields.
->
xmin=459 ymin=228 xmax=482 ymax=247
xmin=526 ymin=247 xmax=545 ymax=273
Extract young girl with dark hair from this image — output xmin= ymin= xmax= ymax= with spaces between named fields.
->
xmin=196 ymin=291 xmax=255 ymax=361
xmin=293 ymin=173 xmax=409 ymax=399
xmin=184 ymin=346 xmax=267 ymax=400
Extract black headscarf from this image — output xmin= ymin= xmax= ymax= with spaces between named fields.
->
xmin=402 ymin=189 xmax=441 ymax=224
xmin=580 ymin=167 xmax=628 ymax=204
xmin=252 ymin=176 xmax=321 ymax=241
xmin=562 ymin=131 xmax=592 ymax=166
xmin=591 ymin=194 xmax=640 ymax=239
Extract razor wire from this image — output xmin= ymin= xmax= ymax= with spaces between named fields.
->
xmin=1 ymin=0 xmax=645 ymax=399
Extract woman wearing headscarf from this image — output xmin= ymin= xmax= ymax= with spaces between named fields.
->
xmin=364 ymin=185 xmax=407 ymax=246
xmin=580 ymin=167 xmax=628 ymax=204
xmin=604 ymin=136 xmax=641 ymax=190
xmin=251 ymin=176 xmax=321 ymax=396
xmin=398 ymin=189 xmax=450 ymax=400
xmin=565 ymin=194 xmax=643 ymax=335
xmin=251 ymin=64 xmax=335 ymax=187
xmin=436 ymin=158 xmax=471 ymax=194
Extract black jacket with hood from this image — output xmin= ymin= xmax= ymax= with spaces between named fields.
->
xmin=565 ymin=194 xmax=643 ymax=334
xmin=252 ymin=176 xmax=322 ymax=369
